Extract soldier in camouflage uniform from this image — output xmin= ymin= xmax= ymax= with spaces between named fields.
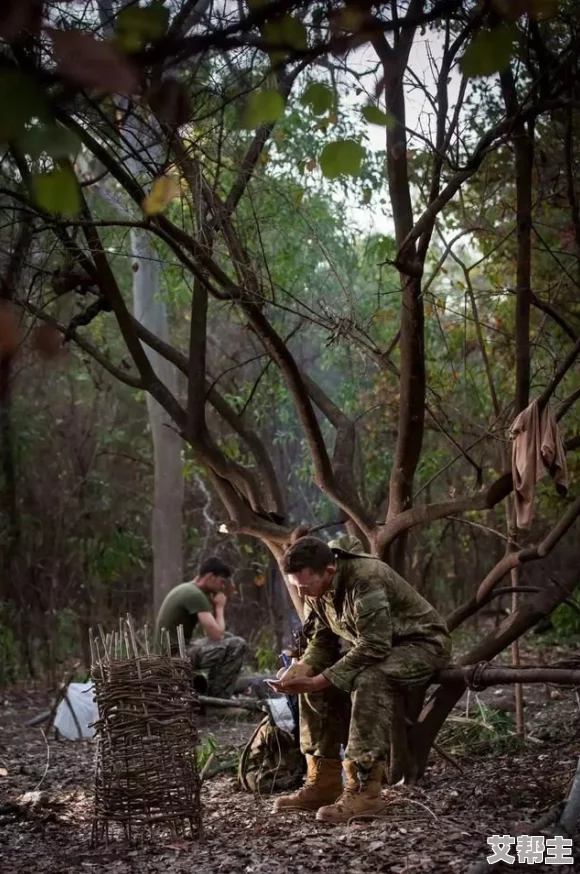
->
xmin=269 ymin=535 xmax=451 ymax=824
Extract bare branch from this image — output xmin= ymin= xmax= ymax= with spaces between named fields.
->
xmin=530 ymin=290 xmax=578 ymax=342
xmin=447 ymin=495 xmax=580 ymax=631
xmin=17 ymin=301 xmax=145 ymax=390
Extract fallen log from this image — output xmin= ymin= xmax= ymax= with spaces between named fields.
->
xmin=234 ymin=674 xmax=276 ymax=699
xmin=25 ymin=710 xmax=51 ymax=727
xmin=438 ymin=665 xmax=580 ymax=688
xmin=198 ymin=694 xmax=263 ymax=712
xmin=25 ymin=692 xmax=265 ymax=728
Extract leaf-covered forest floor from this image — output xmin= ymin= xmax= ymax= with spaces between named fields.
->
xmin=1 ymin=635 xmax=579 ymax=874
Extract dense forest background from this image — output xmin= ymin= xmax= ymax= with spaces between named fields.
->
xmin=1 ymin=0 xmax=580 ymax=707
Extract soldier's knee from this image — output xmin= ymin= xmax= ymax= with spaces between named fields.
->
xmin=225 ymin=635 xmax=247 ymax=655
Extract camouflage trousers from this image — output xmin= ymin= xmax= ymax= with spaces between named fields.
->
xmin=186 ymin=633 xmax=247 ymax=699
xmin=300 ymin=640 xmax=451 ymax=768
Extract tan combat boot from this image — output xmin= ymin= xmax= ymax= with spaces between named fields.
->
xmin=316 ymin=760 xmax=386 ymax=824
xmin=273 ymin=755 xmax=343 ymax=812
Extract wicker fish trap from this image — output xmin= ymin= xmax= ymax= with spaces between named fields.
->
xmin=89 ymin=620 xmax=201 ymax=844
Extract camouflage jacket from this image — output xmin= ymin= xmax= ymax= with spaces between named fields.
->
xmin=301 ymin=536 xmax=451 ymax=692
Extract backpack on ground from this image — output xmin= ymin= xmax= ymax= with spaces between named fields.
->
xmin=238 ymin=696 xmax=305 ymax=795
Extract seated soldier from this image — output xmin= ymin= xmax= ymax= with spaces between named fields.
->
xmin=155 ymin=556 xmax=247 ymax=699
xmin=269 ymin=534 xmax=451 ymax=824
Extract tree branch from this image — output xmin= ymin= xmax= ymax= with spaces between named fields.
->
xmin=120 ymin=311 xmax=284 ymax=517
xmin=501 ymin=68 xmax=533 ymax=415
xmin=17 ymin=300 xmax=145 ymax=389
xmin=412 ymin=571 xmax=580 ymax=776
xmin=398 ymin=100 xmax=578 ymax=258
xmin=372 ymin=4 xmax=426 ymax=566
xmin=438 ymin=665 xmax=580 ymax=687
xmin=530 ymin=290 xmax=578 ymax=342
xmin=302 ymin=372 xmax=359 ymax=497
xmin=379 ymin=333 xmax=580 ymax=551
xmin=447 ymin=495 xmax=580 ymax=631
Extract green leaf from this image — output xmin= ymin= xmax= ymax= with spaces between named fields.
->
xmin=20 ymin=124 xmax=81 ymax=159
xmin=142 ymin=175 xmax=180 ymax=215
xmin=0 ymin=71 xmax=49 ymax=142
xmin=362 ymin=105 xmax=396 ymax=129
xmin=319 ymin=139 xmax=365 ymax=180
xmin=460 ymin=25 xmax=516 ymax=78
xmin=116 ymin=1 xmax=170 ymax=52
xmin=301 ymin=82 xmax=334 ymax=116
xmin=362 ymin=187 xmax=372 ymax=204
xmin=32 ymin=166 xmax=81 ymax=216
xmin=292 ymin=187 xmax=305 ymax=208
xmin=375 ymin=237 xmax=395 ymax=262
xmin=263 ymin=16 xmax=307 ymax=62
xmin=241 ymin=90 xmax=285 ymax=129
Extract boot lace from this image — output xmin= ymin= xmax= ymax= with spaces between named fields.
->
xmin=302 ymin=762 xmax=322 ymax=789
xmin=333 ymin=784 xmax=360 ymax=808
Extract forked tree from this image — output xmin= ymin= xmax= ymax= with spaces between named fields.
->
xmin=1 ymin=0 xmax=580 ymax=774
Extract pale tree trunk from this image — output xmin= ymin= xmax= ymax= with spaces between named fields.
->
xmin=96 ymin=0 xmax=184 ymax=616
xmin=131 ymin=230 xmax=183 ymax=614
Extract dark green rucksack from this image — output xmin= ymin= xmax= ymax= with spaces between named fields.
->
xmin=239 ymin=713 xmax=305 ymax=795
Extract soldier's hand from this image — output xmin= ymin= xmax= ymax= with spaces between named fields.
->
xmin=275 ymin=661 xmax=314 ymax=681
xmin=268 ymin=673 xmax=331 ymax=695
xmin=212 ymin=592 xmax=227 ymax=609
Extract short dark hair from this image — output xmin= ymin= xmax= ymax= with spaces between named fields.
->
xmin=199 ymin=556 xmax=232 ymax=578
xmin=281 ymin=536 xmax=335 ymax=574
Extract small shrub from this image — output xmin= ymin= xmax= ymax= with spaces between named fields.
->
xmin=550 ymin=599 xmax=580 ymax=640
xmin=196 ymin=733 xmax=218 ymax=770
xmin=439 ymin=698 xmax=518 ymax=757
xmin=250 ymin=628 xmax=278 ymax=673
xmin=0 ymin=602 xmax=21 ymax=687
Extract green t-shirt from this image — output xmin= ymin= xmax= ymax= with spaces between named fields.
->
xmin=155 ymin=583 xmax=212 ymax=649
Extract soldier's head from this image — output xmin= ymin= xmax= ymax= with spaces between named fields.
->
xmin=281 ymin=536 xmax=336 ymax=600
xmin=196 ymin=556 xmax=233 ymax=594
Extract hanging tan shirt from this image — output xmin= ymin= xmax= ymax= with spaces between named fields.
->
xmin=509 ymin=399 xmax=568 ymax=530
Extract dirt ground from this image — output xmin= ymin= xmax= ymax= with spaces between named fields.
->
xmin=1 ymin=637 xmax=579 ymax=874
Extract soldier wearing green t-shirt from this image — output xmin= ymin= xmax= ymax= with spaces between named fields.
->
xmin=269 ymin=535 xmax=451 ymax=824
xmin=155 ymin=556 xmax=247 ymax=699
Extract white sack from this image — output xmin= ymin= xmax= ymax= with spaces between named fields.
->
xmin=53 ymin=682 xmax=98 ymax=739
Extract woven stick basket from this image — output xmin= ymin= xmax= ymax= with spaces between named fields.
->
xmin=90 ymin=619 xmax=201 ymax=844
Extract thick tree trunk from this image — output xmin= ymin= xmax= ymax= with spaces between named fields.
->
xmin=501 ymin=71 xmax=533 ymax=415
xmin=131 ymin=230 xmax=184 ymax=615
xmin=385 ymin=274 xmax=425 ymax=574
xmin=373 ymin=9 xmax=426 ymax=573
xmin=101 ymin=0 xmax=187 ymax=617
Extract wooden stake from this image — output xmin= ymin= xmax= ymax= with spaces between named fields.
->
xmin=177 ymin=624 xmax=186 ymax=659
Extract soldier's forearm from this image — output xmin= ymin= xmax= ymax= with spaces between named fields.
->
xmin=310 ymin=674 xmax=332 ymax=692
xmin=215 ymin=607 xmax=226 ymax=633
xmin=323 ymin=642 xmax=392 ymax=692
xmin=301 ymin=638 xmax=341 ymax=673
